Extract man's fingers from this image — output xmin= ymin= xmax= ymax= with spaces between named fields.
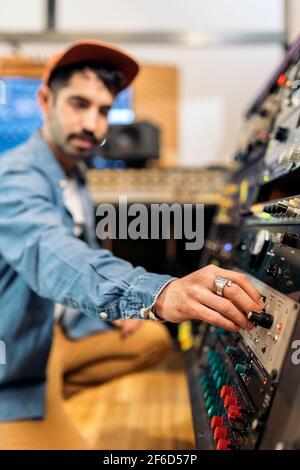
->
xmin=192 ymin=287 xmax=252 ymax=330
xmin=190 ymin=301 xmax=240 ymax=332
xmin=223 ymin=282 xmax=262 ymax=317
xmin=215 ymin=267 xmax=263 ymax=307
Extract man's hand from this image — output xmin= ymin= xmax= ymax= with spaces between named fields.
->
xmin=155 ymin=265 xmax=264 ymax=332
xmin=112 ymin=319 xmax=142 ymax=337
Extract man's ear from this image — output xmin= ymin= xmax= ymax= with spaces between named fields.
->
xmin=38 ymin=84 xmax=53 ymax=117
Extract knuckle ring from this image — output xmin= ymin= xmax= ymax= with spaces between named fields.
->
xmin=214 ymin=277 xmax=232 ymax=297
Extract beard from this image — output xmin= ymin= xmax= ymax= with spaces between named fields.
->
xmin=48 ymin=113 xmax=100 ymax=160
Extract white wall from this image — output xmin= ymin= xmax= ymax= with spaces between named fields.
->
xmin=0 ymin=0 xmax=45 ymax=31
xmin=122 ymin=44 xmax=283 ymax=166
xmin=0 ymin=0 xmax=284 ymax=36
xmin=0 ymin=0 xmax=284 ymax=166
xmin=57 ymin=0 xmax=283 ymax=34
xmin=285 ymin=0 xmax=300 ymax=43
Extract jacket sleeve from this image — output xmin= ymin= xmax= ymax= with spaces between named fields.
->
xmin=0 ymin=162 xmax=174 ymax=320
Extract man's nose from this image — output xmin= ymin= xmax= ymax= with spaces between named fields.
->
xmin=82 ymin=109 xmax=98 ymax=133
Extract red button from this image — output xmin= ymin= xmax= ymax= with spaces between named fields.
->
xmin=214 ymin=426 xmax=228 ymax=441
xmin=228 ymin=405 xmax=242 ymax=420
xmin=224 ymin=394 xmax=238 ymax=408
xmin=220 ymin=385 xmax=234 ymax=399
xmin=277 ymin=73 xmax=286 ymax=87
xmin=228 ymin=404 xmax=241 ymax=412
xmin=210 ymin=416 xmax=224 ymax=429
xmin=217 ymin=438 xmax=232 ymax=450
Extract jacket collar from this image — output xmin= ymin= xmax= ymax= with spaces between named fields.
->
xmin=29 ymin=130 xmax=66 ymax=185
xmin=28 ymin=130 xmax=87 ymax=186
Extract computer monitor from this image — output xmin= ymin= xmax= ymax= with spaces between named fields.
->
xmin=0 ymin=77 xmax=134 ymax=155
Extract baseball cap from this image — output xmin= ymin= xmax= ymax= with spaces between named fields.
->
xmin=42 ymin=39 xmax=139 ymax=91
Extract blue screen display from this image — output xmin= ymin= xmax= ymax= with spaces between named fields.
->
xmin=0 ymin=77 xmax=133 ymax=155
xmin=0 ymin=78 xmax=43 ymax=154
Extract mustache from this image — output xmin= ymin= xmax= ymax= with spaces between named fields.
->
xmin=68 ymin=132 xmax=99 ymax=146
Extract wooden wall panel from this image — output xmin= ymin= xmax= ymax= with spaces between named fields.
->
xmin=0 ymin=55 xmax=44 ymax=77
xmin=133 ymin=64 xmax=178 ymax=167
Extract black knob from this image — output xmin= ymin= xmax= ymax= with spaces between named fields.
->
xmin=259 ymin=109 xmax=269 ymax=118
xmin=280 ymin=232 xmax=300 ymax=249
xmin=266 ymin=264 xmax=282 ymax=279
xmin=274 ymin=126 xmax=289 ymax=142
xmin=240 ymin=209 xmax=253 ymax=217
xmin=248 ymin=311 xmax=274 ymax=329
xmin=263 ymin=204 xmax=279 ymax=215
xmin=276 ymin=203 xmax=289 ymax=215
xmin=274 ymin=203 xmax=298 ymax=217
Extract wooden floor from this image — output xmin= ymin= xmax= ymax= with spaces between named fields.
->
xmin=64 ymin=349 xmax=195 ymax=450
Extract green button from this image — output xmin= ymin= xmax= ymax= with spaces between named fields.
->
xmin=213 ymin=371 xmax=220 ymax=382
xmin=226 ymin=346 xmax=236 ymax=355
xmin=202 ymin=381 xmax=213 ymax=393
xmin=213 ymin=369 xmax=224 ymax=382
xmin=216 ymin=376 xmax=224 ymax=389
xmin=208 ymin=360 xmax=218 ymax=370
xmin=200 ymin=375 xmax=209 ymax=386
xmin=205 ymin=396 xmax=214 ymax=409
xmin=208 ymin=351 xmax=218 ymax=360
xmin=204 ymin=388 xmax=213 ymax=399
xmin=235 ymin=363 xmax=247 ymax=374
xmin=208 ymin=404 xmax=219 ymax=417
xmin=211 ymin=362 xmax=221 ymax=373
xmin=202 ymin=381 xmax=212 ymax=391
xmin=200 ymin=376 xmax=209 ymax=386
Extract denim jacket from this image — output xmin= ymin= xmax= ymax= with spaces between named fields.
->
xmin=0 ymin=131 xmax=173 ymax=421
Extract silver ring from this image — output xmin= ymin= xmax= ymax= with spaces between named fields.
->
xmin=214 ymin=277 xmax=232 ymax=297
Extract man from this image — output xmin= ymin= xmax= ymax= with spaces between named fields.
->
xmin=0 ymin=40 xmax=263 ymax=449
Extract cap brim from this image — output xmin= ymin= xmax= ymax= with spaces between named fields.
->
xmin=43 ymin=40 xmax=139 ymax=91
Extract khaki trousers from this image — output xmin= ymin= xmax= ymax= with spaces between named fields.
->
xmin=0 ymin=321 xmax=171 ymax=449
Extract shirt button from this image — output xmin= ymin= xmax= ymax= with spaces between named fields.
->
xmin=58 ymin=179 xmax=68 ymax=189
xmin=140 ymin=307 xmax=147 ymax=317
xmin=99 ymin=311 xmax=108 ymax=319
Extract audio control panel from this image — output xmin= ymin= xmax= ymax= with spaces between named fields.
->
xmin=194 ymin=278 xmax=299 ymax=450
xmin=251 ymin=196 xmax=300 ymax=223
xmin=264 ymin=105 xmax=300 ymax=181
xmin=190 ymin=37 xmax=300 ymax=451
xmin=237 ymin=221 xmax=300 ymax=297
xmin=263 ymin=55 xmax=300 ymax=181
xmin=240 ymin=277 xmax=299 ymax=377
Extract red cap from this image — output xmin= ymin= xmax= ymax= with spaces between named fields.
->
xmin=42 ymin=39 xmax=139 ymax=91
